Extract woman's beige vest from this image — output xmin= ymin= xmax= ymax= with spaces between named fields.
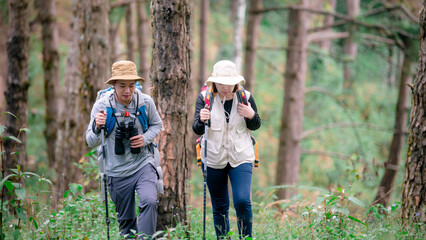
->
xmin=201 ymin=91 xmax=255 ymax=169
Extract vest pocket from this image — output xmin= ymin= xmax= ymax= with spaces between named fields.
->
xmin=203 ymin=124 xmax=221 ymax=154
xmin=234 ymin=136 xmax=252 ymax=153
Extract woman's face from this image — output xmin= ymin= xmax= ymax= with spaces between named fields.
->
xmin=215 ymin=83 xmax=235 ymax=100
xmin=114 ymin=80 xmax=136 ymax=105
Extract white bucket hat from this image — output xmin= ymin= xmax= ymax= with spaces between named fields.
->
xmin=206 ymin=60 xmax=245 ymax=86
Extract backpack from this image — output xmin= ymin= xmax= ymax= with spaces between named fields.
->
xmin=195 ymin=84 xmax=259 ymax=168
xmin=96 ymin=82 xmax=148 ymax=137
xmin=96 ymin=82 xmax=164 ymax=194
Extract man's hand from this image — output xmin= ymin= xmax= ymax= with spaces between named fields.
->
xmin=95 ymin=110 xmax=107 ymax=130
xmin=130 ymin=134 xmax=145 ymax=148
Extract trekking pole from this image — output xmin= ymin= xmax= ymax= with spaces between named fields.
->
xmin=100 ymin=113 xmax=110 ymax=240
xmin=203 ymin=104 xmax=209 ymax=240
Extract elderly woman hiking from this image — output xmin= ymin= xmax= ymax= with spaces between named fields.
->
xmin=193 ymin=60 xmax=261 ymax=239
xmin=86 ymin=60 xmax=162 ymax=239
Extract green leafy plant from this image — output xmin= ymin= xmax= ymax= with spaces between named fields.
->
xmin=0 ymin=111 xmax=32 ymax=239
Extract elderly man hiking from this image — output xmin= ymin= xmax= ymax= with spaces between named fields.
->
xmin=86 ymin=60 xmax=162 ymax=239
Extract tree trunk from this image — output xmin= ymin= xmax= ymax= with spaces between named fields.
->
xmin=151 ymin=0 xmax=191 ymax=230
xmin=343 ymin=0 xmax=360 ymax=88
xmin=401 ymin=1 xmax=426 ymax=223
xmin=109 ymin=11 xmax=122 ymax=66
xmin=126 ymin=2 xmax=135 ymax=62
xmin=5 ymin=0 xmax=30 ymax=170
xmin=243 ymin=0 xmax=262 ymax=93
xmin=37 ymin=0 xmax=60 ymax=170
xmin=374 ymin=46 xmax=412 ymax=207
xmin=136 ymin=0 xmax=151 ymax=94
xmin=387 ymin=47 xmax=396 ymax=87
xmin=318 ymin=0 xmax=336 ymax=51
xmin=198 ymin=0 xmax=208 ymax=90
xmin=55 ymin=0 xmax=110 ymax=201
xmin=275 ymin=0 xmax=309 ymax=200
xmin=233 ymin=0 xmax=245 ymax=73
xmin=53 ymin=0 xmax=80 ymax=206
xmin=0 ymin=17 xmax=7 ymax=113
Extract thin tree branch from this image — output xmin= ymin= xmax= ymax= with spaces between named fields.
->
xmin=111 ymin=0 xmax=149 ymax=9
xmin=362 ymin=33 xmax=396 ymax=45
xmin=302 ymin=150 xmax=357 ymax=160
xmin=398 ymin=4 xmax=419 ymax=24
xmin=309 ymin=19 xmax=347 ymax=33
xmin=371 ymin=183 xmax=402 ymax=206
xmin=362 ymin=4 xmax=418 ymax=24
xmin=256 ymin=53 xmax=285 ymax=75
xmin=255 ymin=4 xmax=348 ymax=20
xmin=304 ymin=86 xmax=365 ymax=155
xmin=301 ymin=122 xmax=391 ymax=140
xmin=258 ymin=45 xmax=349 ymax=62
xmin=258 ymin=4 xmax=416 ymax=50
xmin=308 ymin=31 xmax=349 ymax=43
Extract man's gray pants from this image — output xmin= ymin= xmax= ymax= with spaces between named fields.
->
xmin=108 ymin=163 xmax=158 ymax=239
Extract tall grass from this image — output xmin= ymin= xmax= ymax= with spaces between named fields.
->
xmin=3 ymin=181 xmax=424 ymax=239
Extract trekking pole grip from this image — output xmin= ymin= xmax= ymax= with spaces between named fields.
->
xmin=204 ymin=104 xmax=210 ymax=127
xmin=99 ymin=110 xmax=106 ymax=131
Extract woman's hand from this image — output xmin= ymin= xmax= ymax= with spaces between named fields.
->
xmin=237 ymin=102 xmax=255 ymax=119
xmin=130 ymin=134 xmax=145 ymax=148
xmin=95 ymin=110 xmax=107 ymax=130
xmin=200 ymin=108 xmax=211 ymax=122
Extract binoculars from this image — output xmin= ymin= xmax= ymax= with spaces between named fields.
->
xmin=115 ymin=121 xmax=141 ymax=155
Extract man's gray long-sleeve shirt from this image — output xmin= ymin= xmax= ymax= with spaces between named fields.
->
xmin=86 ymin=89 xmax=162 ymax=177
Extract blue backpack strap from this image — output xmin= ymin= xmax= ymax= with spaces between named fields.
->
xmin=136 ymin=82 xmax=143 ymax=92
xmin=105 ymin=107 xmax=116 ymax=137
xmin=137 ymin=105 xmax=148 ymax=133
xmin=97 ymin=86 xmax=113 ymax=100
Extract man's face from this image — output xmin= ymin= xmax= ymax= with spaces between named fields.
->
xmin=114 ymin=80 xmax=136 ymax=105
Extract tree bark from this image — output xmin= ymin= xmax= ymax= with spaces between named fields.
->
xmin=5 ymin=0 xmax=30 ymax=170
xmin=126 ymin=2 xmax=136 ymax=62
xmin=198 ymin=0 xmax=208 ymax=90
xmin=401 ymin=1 xmax=426 ymax=223
xmin=37 ymin=0 xmax=60 ymax=170
xmin=109 ymin=12 xmax=122 ymax=66
xmin=243 ymin=0 xmax=262 ymax=93
xmin=55 ymin=0 xmax=110 ymax=201
xmin=275 ymin=0 xmax=309 ymax=200
xmin=343 ymin=0 xmax=360 ymax=88
xmin=233 ymin=0 xmax=245 ymax=73
xmin=374 ymin=46 xmax=412 ymax=207
xmin=54 ymin=0 xmax=80 ymax=206
xmin=151 ymin=0 xmax=191 ymax=230
xmin=0 ymin=16 xmax=7 ymax=113
xmin=136 ymin=0 xmax=151 ymax=94
xmin=318 ymin=0 xmax=336 ymax=51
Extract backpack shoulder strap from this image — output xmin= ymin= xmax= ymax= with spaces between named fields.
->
xmin=105 ymin=107 xmax=116 ymax=137
xmin=96 ymin=86 xmax=114 ymax=100
xmin=201 ymin=85 xmax=215 ymax=110
xmin=105 ymin=94 xmax=120 ymax=137
xmin=135 ymin=91 xmax=148 ymax=133
xmin=236 ymin=85 xmax=250 ymax=105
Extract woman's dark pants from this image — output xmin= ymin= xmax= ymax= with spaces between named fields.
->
xmin=204 ymin=163 xmax=253 ymax=239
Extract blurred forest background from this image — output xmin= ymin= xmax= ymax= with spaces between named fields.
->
xmin=0 ymin=0 xmax=425 ymax=239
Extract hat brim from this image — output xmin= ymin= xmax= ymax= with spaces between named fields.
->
xmin=105 ymin=75 xmax=145 ymax=84
xmin=206 ymin=76 xmax=245 ymax=86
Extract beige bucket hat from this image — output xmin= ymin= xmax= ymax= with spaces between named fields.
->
xmin=105 ymin=60 xmax=144 ymax=84
xmin=206 ymin=60 xmax=245 ymax=86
